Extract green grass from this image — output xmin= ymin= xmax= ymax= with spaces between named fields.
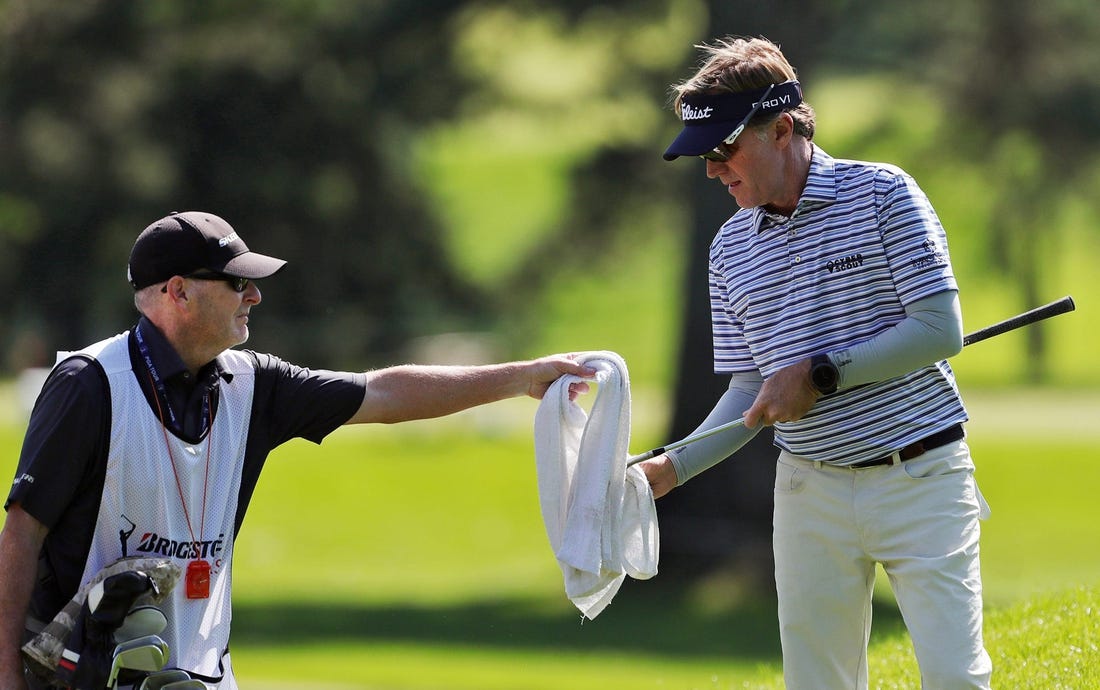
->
xmin=3 ymin=390 xmax=1099 ymax=688
xmin=984 ymin=585 xmax=1100 ymax=688
xmin=860 ymin=585 xmax=1100 ymax=690
xmin=229 ymin=585 xmax=1099 ymax=689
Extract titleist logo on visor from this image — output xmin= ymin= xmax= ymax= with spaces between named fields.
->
xmin=681 ymin=103 xmax=714 ymax=120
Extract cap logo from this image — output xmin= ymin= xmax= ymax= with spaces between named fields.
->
xmin=218 ymin=231 xmax=240 ymax=247
xmin=681 ymin=103 xmax=714 ymax=121
xmin=757 ymin=94 xmax=793 ymax=109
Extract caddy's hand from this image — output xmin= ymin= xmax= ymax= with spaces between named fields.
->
xmin=524 ymin=356 xmax=596 ymax=401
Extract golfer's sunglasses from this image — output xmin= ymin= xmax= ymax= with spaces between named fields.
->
xmin=160 ymin=272 xmax=250 ymax=293
xmin=699 ymin=83 xmax=778 ymax=163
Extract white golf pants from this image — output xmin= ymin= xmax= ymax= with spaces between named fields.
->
xmin=773 ymin=440 xmax=993 ymax=689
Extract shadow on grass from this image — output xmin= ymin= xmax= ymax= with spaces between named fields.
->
xmin=231 ymin=579 xmax=909 ymax=663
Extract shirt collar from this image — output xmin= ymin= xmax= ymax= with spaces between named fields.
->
xmin=751 ymin=143 xmax=837 ymax=231
xmin=134 ymin=316 xmax=232 ymax=386
xmin=800 ymin=143 xmax=837 ymax=206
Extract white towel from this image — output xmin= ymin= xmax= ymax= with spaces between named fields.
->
xmin=533 ymin=351 xmax=659 ymax=619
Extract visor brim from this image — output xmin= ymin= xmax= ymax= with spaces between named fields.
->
xmin=663 ymin=121 xmax=737 ymax=161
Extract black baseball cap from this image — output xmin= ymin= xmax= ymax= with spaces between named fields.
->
xmin=663 ymin=80 xmax=803 ymax=161
xmin=127 ymin=211 xmax=287 ymax=289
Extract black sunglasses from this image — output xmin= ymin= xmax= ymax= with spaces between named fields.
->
xmin=699 ymin=83 xmax=777 ymax=163
xmin=161 ymin=272 xmax=250 ymax=293
xmin=700 ymin=144 xmax=732 ymax=163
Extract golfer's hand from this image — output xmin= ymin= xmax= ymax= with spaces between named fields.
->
xmin=743 ymin=357 xmax=819 ymax=428
xmin=524 ymin=355 xmax=595 ymax=401
xmin=637 ymin=455 xmax=678 ymax=499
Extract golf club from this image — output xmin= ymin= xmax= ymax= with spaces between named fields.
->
xmin=627 ymin=296 xmax=1076 ymax=466
xmin=139 ymin=670 xmax=206 ymax=690
xmin=961 ymin=295 xmax=1075 ymax=346
xmin=113 ymin=605 xmax=168 ymax=645
xmin=106 ymin=634 xmax=169 ymax=689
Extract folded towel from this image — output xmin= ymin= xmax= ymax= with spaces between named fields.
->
xmin=533 ymin=351 xmax=659 ymax=619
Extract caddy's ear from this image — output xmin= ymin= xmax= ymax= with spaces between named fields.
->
xmin=161 ymin=276 xmax=187 ymax=300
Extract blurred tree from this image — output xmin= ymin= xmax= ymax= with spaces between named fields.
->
xmin=409 ymin=0 xmax=706 ymax=333
xmin=0 ymin=0 xmax=494 ymax=369
xmin=923 ymin=0 xmax=1100 ymax=382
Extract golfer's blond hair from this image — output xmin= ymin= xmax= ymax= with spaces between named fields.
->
xmin=671 ymin=36 xmax=816 ymax=140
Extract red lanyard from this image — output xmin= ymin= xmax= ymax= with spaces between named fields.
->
xmin=146 ymin=369 xmax=214 ymax=598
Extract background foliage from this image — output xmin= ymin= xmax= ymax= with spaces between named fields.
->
xmin=1 ymin=0 xmax=1096 ymax=384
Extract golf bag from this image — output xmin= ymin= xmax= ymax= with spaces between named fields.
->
xmin=21 ymin=557 xmax=181 ymax=689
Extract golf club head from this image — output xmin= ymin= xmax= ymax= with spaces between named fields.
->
xmin=114 ymin=606 xmax=169 ymax=644
xmin=106 ymin=634 xmax=169 ymax=687
xmin=159 ymin=681 xmax=208 ymax=689
xmin=137 ymin=669 xmax=195 ymax=690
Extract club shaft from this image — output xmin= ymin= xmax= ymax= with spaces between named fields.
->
xmin=627 ymin=417 xmax=746 ymax=466
xmin=961 ymin=295 xmax=1074 ymax=346
xmin=627 ymin=296 xmax=1076 ymax=466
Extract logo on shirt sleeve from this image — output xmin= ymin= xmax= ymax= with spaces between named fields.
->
xmin=911 ymin=239 xmax=948 ymax=269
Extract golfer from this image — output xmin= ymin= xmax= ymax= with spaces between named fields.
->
xmin=0 ymin=210 xmax=595 ymax=689
xmin=639 ymin=37 xmax=992 ymax=688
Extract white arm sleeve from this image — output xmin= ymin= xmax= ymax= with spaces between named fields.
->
xmin=668 ymin=370 xmax=763 ymax=486
xmin=830 ymin=290 xmax=963 ymax=389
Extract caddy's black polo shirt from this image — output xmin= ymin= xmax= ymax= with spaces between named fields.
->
xmin=4 ymin=317 xmax=366 ymax=622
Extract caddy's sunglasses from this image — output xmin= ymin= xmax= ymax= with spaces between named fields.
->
xmin=160 ymin=272 xmax=250 ymax=293
xmin=699 ymin=83 xmax=778 ymax=163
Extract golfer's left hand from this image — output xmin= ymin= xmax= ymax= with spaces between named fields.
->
xmin=743 ymin=357 xmax=819 ymax=428
xmin=637 ymin=454 xmax=678 ymax=499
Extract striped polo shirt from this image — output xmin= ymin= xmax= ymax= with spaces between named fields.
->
xmin=709 ymin=144 xmax=967 ymax=465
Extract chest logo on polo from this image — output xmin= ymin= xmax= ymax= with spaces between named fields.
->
xmin=825 ymin=252 xmax=864 ymax=273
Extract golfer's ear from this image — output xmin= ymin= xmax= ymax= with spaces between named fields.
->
xmin=773 ymin=113 xmax=795 ymax=146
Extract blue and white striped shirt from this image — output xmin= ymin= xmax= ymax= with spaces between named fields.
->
xmin=709 ymin=145 xmax=967 ymax=464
